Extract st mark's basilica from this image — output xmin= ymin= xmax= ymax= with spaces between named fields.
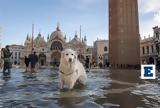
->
xmin=23 ymin=24 xmax=92 ymax=67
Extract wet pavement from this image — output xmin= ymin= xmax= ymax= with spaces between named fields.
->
xmin=0 ymin=68 xmax=160 ymax=108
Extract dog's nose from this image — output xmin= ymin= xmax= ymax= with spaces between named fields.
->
xmin=69 ymin=58 xmax=72 ymax=62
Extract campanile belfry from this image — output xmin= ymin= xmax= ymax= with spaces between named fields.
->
xmin=109 ymin=0 xmax=140 ymax=67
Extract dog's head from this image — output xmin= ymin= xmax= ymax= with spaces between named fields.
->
xmin=61 ymin=49 xmax=77 ymax=64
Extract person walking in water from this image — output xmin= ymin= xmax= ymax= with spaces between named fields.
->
xmin=1 ymin=45 xmax=12 ymax=77
xmin=24 ymin=56 xmax=30 ymax=72
xmin=29 ymin=51 xmax=38 ymax=73
xmin=85 ymin=56 xmax=90 ymax=69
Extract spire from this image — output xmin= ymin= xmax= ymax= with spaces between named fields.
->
xmin=69 ymin=37 xmax=71 ymax=41
xmin=80 ymin=25 xmax=81 ymax=40
xmin=74 ymin=31 xmax=78 ymax=38
xmin=64 ymin=34 xmax=67 ymax=40
xmin=56 ymin=22 xmax=60 ymax=31
xmin=38 ymin=32 xmax=41 ymax=37
xmin=26 ymin=33 xmax=29 ymax=40
xmin=82 ymin=37 xmax=84 ymax=42
xmin=84 ymin=35 xmax=87 ymax=41
xmin=47 ymin=34 xmax=50 ymax=40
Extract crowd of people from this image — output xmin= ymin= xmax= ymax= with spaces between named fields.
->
xmin=24 ymin=49 xmax=39 ymax=73
xmin=0 ymin=46 xmax=38 ymax=77
xmin=0 ymin=46 xmax=110 ymax=77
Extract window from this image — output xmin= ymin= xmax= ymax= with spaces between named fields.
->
xmin=146 ymin=46 xmax=149 ymax=54
xmin=104 ymin=46 xmax=107 ymax=51
xmin=15 ymin=52 xmax=17 ymax=59
xmin=19 ymin=52 xmax=21 ymax=58
xmin=156 ymin=32 xmax=159 ymax=39
xmin=86 ymin=48 xmax=89 ymax=52
xmin=151 ymin=45 xmax=154 ymax=53
xmin=142 ymin=47 xmax=145 ymax=54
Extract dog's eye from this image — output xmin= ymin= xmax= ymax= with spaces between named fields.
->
xmin=72 ymin=54 xmax=74 ymax=56
xmin=66 ymin=54 xmax=68 ymax=56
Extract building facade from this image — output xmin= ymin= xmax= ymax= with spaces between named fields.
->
xmin=4 ymin=24 xmax=109 ymax=68
xmin=140 ymin=37 xmax=156 ymax=64
xmin=140 ymin=26 xmax=160 ymax=64
xmin=109 ymin=0 xmax=140 ymax=68
xmin=9 ymin=45 xmax=25 ymax=65
xmin=23 ymin=25 xmax=89 ymax=67
xmin=93 ymin=39 xmax=109 ymax=66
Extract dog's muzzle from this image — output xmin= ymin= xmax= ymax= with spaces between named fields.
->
xmin=69 ymin=58 xmax=72 ymax=63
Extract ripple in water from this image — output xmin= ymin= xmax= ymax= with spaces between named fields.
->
xmin=132 ymin=83 xmax=160 ymax=107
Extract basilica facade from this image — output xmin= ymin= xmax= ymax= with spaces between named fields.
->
xmin=23 ymin=25 xmax=90 ymax=67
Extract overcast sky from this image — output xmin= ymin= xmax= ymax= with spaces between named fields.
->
xmin=0 ymin=0 xmax=160 ymax=47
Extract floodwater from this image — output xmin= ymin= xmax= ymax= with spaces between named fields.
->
xmin=0 ymin=68 xmax=160 ymax=108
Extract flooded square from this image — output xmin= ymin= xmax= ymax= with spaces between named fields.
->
xmin=0 ymin=68 xmax=160 ymax=108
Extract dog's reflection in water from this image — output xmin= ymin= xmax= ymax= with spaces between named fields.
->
xmin=60 ymin=81 xmax=86 ymax=92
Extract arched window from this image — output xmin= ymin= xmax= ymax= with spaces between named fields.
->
xmin=86 ymin=48 xmax=89 ymax=52
xmin=104 ymin=46 xmax=107 ymax=51
xmin=156 ymin=32 xmax=159 ymax=39
xmin=51 ymin=41 xmax=63 ymax=51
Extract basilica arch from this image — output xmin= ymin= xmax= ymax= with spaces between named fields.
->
xmin=50 ymin=40 xmax=63 ymax=51
xmin=51 ymin=51 xmax=61 ymax=67
xmin=39 ymin=53 xmax=47 ymax=66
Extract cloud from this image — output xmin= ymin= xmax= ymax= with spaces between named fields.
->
xmin=139 ymin=0 xmax=160 ymax=23
xmin=154 ymin=11 xmax=160 ymax=23
xmin=138 ymin=0 xmax=160 ymax=38
xmin=139 ymin=0 xmax=160 ymax=13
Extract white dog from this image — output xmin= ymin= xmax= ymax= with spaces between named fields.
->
xmin=59 ymin=49 xmax=87 ymax=89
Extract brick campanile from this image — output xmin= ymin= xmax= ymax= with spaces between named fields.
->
xmin=109 ymin=0 xmax=140 ymax=67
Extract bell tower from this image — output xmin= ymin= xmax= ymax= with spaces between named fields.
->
xmin=109 ymin=0 xmax=140 ymax=67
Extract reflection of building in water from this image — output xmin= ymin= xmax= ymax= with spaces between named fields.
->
xmin=140 ymin=26 xmax=160 ymax=64
xmin=23 ymin=24 xmax=89 ymax=67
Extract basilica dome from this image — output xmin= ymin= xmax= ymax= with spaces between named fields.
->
xmin=69 ymin=33 xmax=85 ymax=45
xmin=34 ymin=33 xmax=46 ymax=47
xmin=50 ymin=25 xmax=65 ymax=42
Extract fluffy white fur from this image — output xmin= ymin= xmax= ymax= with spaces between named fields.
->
xmin=59 ymin=49 xmax=87 ymax=89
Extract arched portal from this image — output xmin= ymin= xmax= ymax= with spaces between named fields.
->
xmin=149 ymin=57 xmax=154 ymax=64
xmin=51 ymin=51 xmax=61 ymax=67
xmin=39 ymin=53 xmax=46 ymax=66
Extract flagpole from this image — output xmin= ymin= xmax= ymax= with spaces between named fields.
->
xmin=31 ymin=23 xmax=34 ymax=51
